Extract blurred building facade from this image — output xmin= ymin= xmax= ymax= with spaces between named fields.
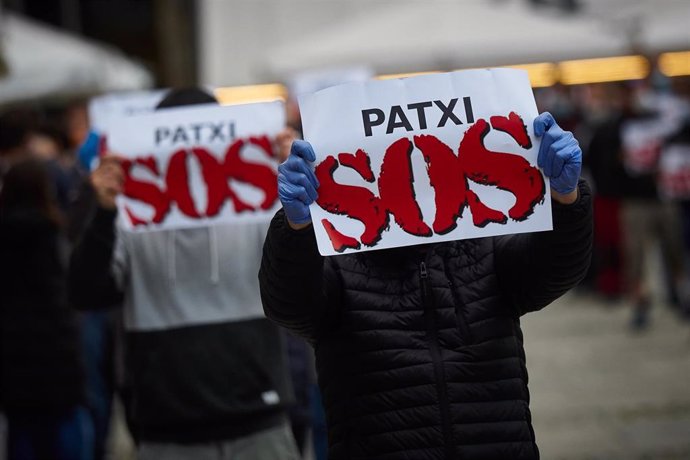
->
xmin=0 ymin=0 xmax=196 ymax=88
xmin=2 ymin=0 xmax=688 ymax=92
xmin=196 ymin=0 xmax=690 ymax=87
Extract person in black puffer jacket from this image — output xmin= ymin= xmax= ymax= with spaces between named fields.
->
xmin=259 ymin=112 xmax=593 ymax=460
xmin=0 ymin=159 xmax=92 ymax=460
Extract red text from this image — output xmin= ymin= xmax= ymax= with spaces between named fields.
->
xmin=122 ymin=136 xmax=277 ymax=226
xmin=315 ymin=112 xmax=545 ymax=252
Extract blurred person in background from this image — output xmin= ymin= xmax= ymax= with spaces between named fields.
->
xmin=0 ymin=158 xmax=93 ymax=460
xmin=64 ymin=120 xmax=119 ymax=460
xmin=0 ymin=107 xmax=36 ymax=460
xmin=31 ymin=120 xmax=86 ymax=215
xmin=574 ymin=83 xmax=623 ymax=297
xmin=26 ymin=123 xmax=63 ymax=162
xmin=534 ymin=83 xmax=582 ymax=133
xmin=1 ymin=105 xmax=86 ymax=212
xmin=0 ymin=109 xmax=37 ymax=183
xmin=284 ymin=334 xmax=314 ymax=456
xmin=69 ymin=88 xmax=300 ymax=460
xmin=0 ymin=411 xmax=4 ymax=460
xmin=2 ymin=104 xmax=120 ymax=460
xmin=52 ymin=103 xmax=91 ymax=216
xmin=588 ymin=81 xmax=689 ymax=329
xmin=583 ymin=83 xmax=630 ymax=300
xmin=657 ymin=76 xmax=690 ymax=320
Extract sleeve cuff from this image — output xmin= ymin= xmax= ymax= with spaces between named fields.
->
xmin=552 ymin=180 xmax=592 ymax=222
xmin=272 ymin=209 xmax=321 ymax=259
xmin=92 ymin=206 xmax=118 ymax=230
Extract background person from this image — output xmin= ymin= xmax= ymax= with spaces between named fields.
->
xmin=68 ymin=88 xmax=299 ymax=460
xmin=587 ymin=83 xmax=690 ymax=329
xmin=0 ymin=158 xmax=93 ymax=460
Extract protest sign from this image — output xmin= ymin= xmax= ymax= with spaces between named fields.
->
xmin=107 ymin=101 xmax=285 ymax=231
xmin=621 ymin=94 xmax=689 ymax=176
xmin=86 ymin=90 xmax=167 ymax=169
xmin=89 ymin=90 xmax=167 ymax=134
xmin=299 ymin=68 xmax=552 ymax=256
xmin=659 ymin=143 xmax=690 ymax=200
xmin=287 ymin=66 xmax=373 ymax=97
xmin=621 ymin=118 xmax=667 ymax=175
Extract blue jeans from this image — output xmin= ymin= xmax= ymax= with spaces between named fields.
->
xmin=311 ymin=385 xmax=328 ymax=460
xmin=80 ymin=311 xmax=114 ymax=460
xmin=7 ymin=407 xmax=94 ymax=460
xmin=1 ymin=412 xmax=7 ymax=460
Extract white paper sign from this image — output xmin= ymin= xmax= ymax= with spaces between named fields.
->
xmin=84 ymin=90 xmax=167 ymax=170
xmin=89 ymin=90 xmax=167 ymax=134
xmin=108 ymin=101 xmax=285 ymax=231
xmin=659 ymin=143 xmax=690 ymax=200
xmin=287 ymin=66 xmax=374 ymax=97
xmin=621 ymin=96 xmax=688 ymax=176
xmin=299 ymin=68 xmax=552 ymax=256
xmin=621 ymin=118 xmax=667 ymax=175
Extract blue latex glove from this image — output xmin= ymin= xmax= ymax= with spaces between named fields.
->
xmin=533 ymin=112 xmax=582 ymax=195
xmin=278 ymin=140 xmax=320 ymax=225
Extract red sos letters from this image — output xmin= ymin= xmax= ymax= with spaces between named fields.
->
xmin=315 ymin=112 xmax=545 ymax=252
xmin=122 ymin=136 xmax=277 ymax=226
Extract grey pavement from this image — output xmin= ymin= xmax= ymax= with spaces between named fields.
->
xmin=524 ymin=291 xmax=690 ymax=460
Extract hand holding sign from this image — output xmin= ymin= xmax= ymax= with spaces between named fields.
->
xmin=534 ymin=112 xmax=581 ymax=203
xmin=278 ymin=140 xmax=320 ymax=228
xmin=274 ymin=127 xmax=300 ymax=162
xmin=91 ymin=155 xmax=124 ymax=210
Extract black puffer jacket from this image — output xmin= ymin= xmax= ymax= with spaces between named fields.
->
xmin=260 ymin=180 xmax=593 ymax=460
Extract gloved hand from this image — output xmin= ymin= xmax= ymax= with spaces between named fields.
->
xmin=278 ymin=140 xmax=320 ymax=225
xmin=90 ymin=155 xmax=124 ymax=210
xmin=533 ymin=112 xmax=582 ymax=195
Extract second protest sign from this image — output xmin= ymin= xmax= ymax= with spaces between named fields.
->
xmin=108 ymin=101 xmax=285 ymax=231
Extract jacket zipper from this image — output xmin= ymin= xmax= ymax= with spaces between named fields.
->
xmin=420 ymin=261 xmax=455 ymax=459
xmin=447 ymin=280 xmax=473 ymax=344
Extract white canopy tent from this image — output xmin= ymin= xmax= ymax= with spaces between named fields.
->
xmin=263 ymin=0 xmax=689 ymax=79
xmin=582 ymin=0 xmax=690 ymax=52
xmin=0 ymin=12 xmax=153 ymax=105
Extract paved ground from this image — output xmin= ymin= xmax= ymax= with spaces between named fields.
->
xmin=524 ymin=291 xmax=690 ymax=460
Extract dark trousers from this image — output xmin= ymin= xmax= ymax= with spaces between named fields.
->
xmin=7 ymin=407 xmax=94 ymax=460
xmin=80 ymin=311 xmax=114 ymax=460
